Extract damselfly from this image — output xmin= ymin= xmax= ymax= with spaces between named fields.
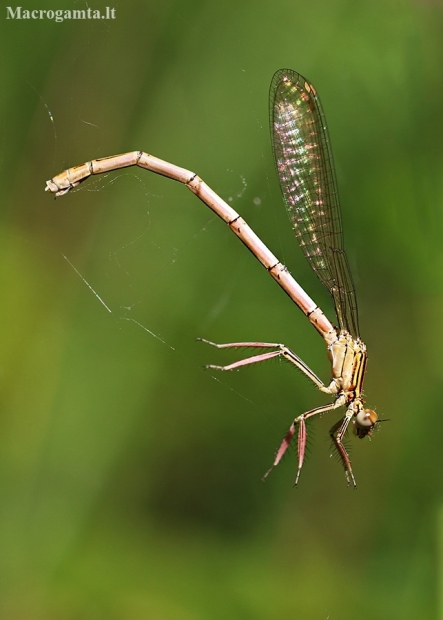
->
xmin=45 ymin=69 xmax=378 ymax=486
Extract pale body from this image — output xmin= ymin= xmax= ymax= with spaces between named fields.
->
xmin=45 ymin=70 xmax=378 ymax=486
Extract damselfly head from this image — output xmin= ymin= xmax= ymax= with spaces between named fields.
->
xmin=353 ymin=408 xmax=378 ymax=439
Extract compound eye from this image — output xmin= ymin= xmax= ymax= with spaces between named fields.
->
xmin=354 ymin=409 xmax=378 ymax=438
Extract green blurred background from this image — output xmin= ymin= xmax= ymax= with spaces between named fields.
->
xmin=1 ymin=0 xmax=443 ymax=618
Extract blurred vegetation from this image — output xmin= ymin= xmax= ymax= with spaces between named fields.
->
xmin=1 ymin=0 xmax=443 ymax=618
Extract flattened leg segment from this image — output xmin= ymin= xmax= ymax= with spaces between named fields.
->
xmin=263 ymin=402 xmax=339 ymax=486
xmin=198 ymin=339 xmax=329 ymax=392
xmin=329 ymin=409 xmax=356 ymax=487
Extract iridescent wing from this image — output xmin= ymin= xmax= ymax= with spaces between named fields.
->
xmin=270 ymin=68 xmax=359 ymax=338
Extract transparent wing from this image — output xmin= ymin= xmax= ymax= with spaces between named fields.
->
xmin=270 ymin=68 xmax=359 ymax=338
